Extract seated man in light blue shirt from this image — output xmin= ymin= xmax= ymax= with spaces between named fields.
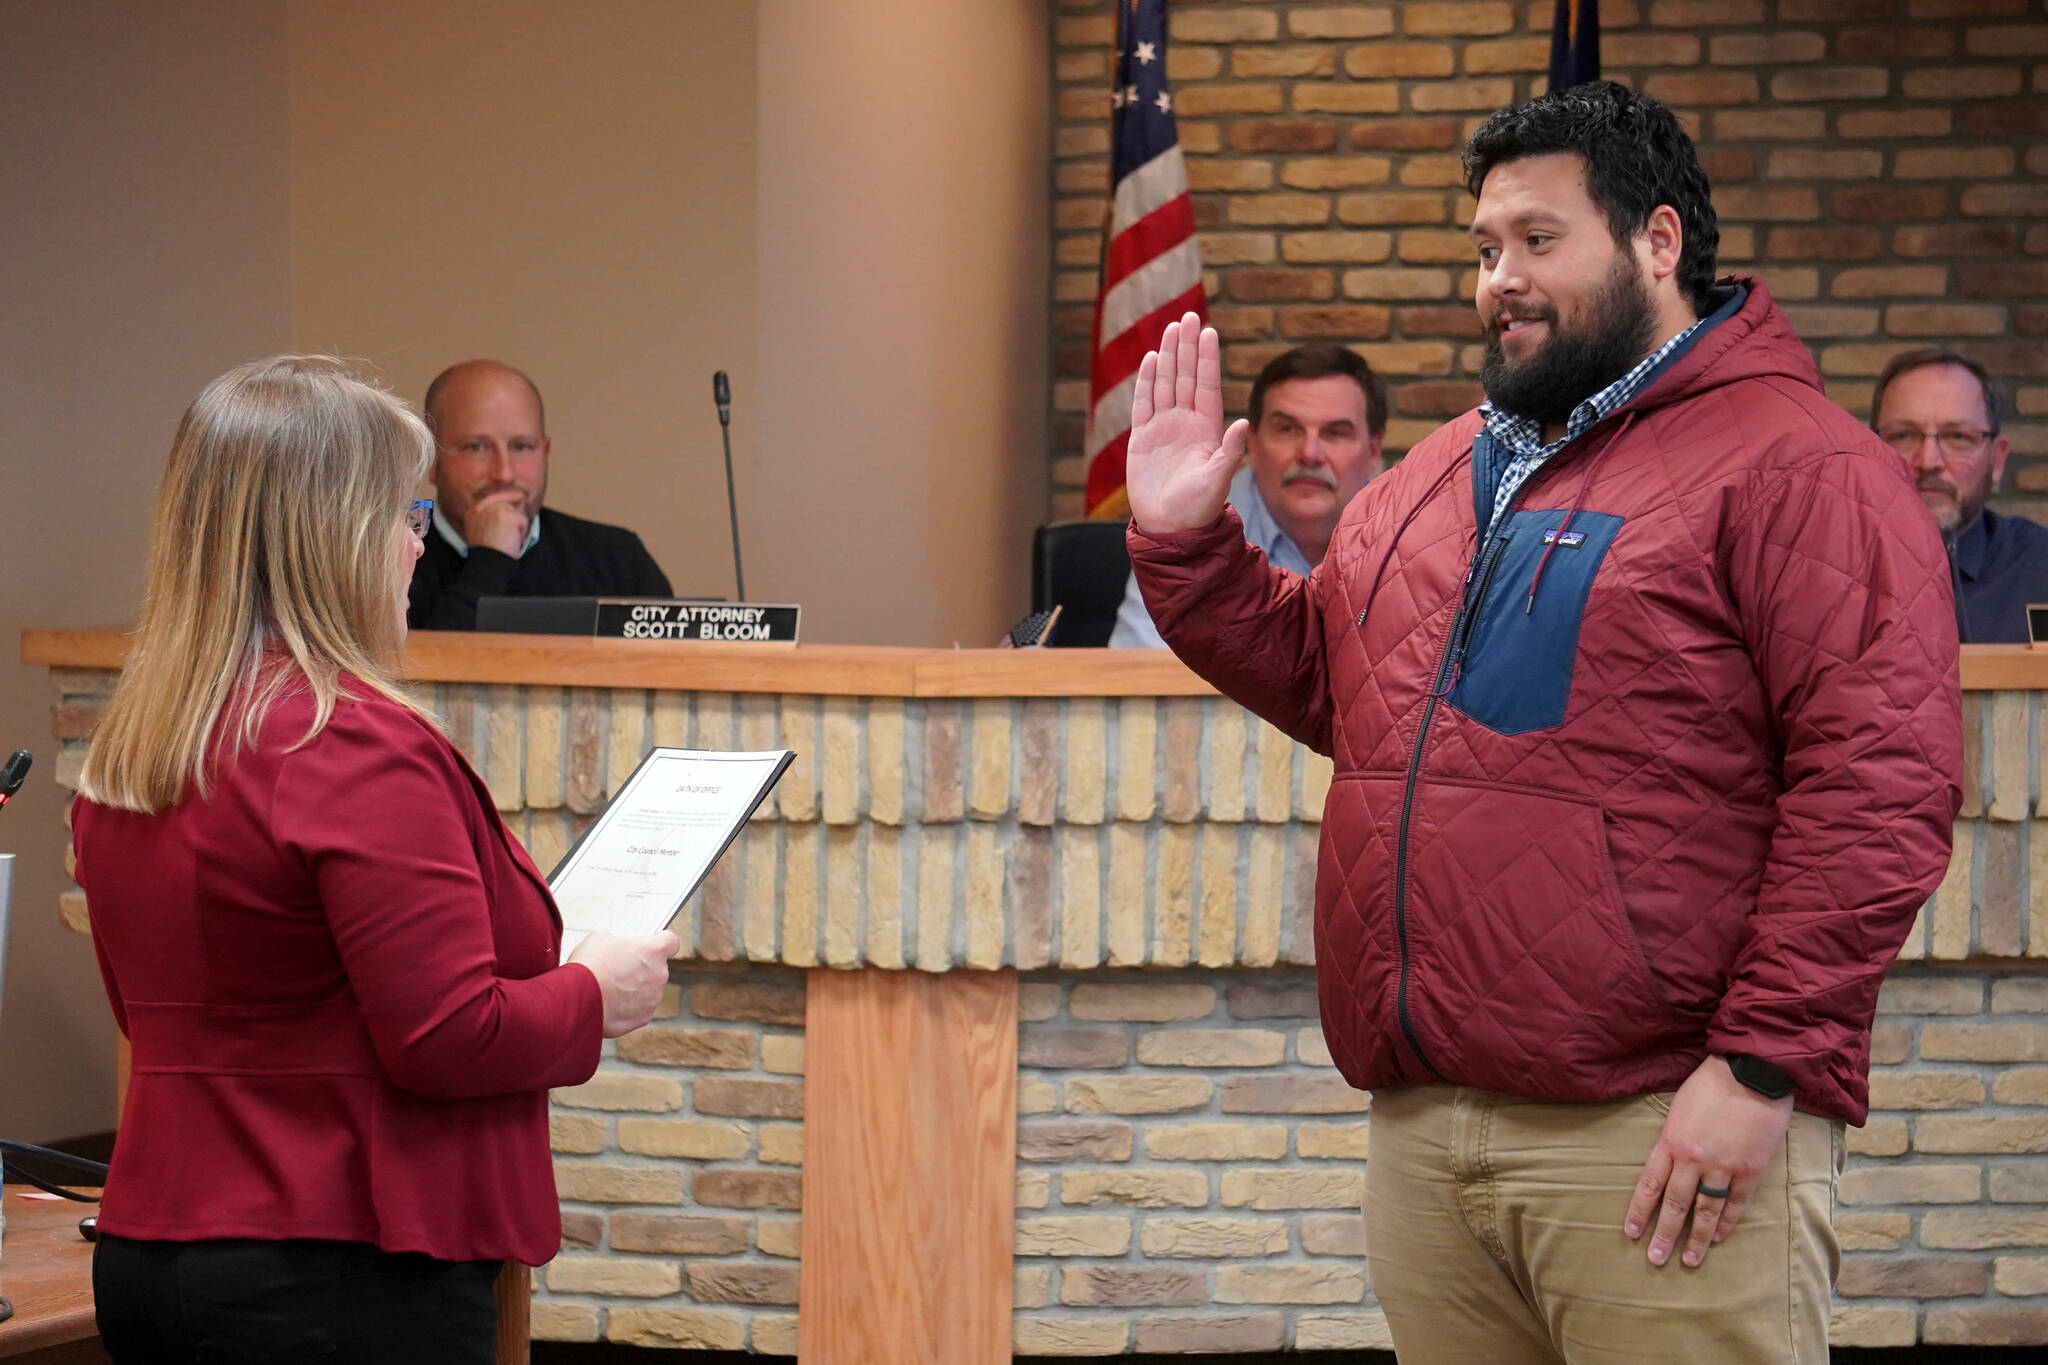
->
xmin=1110 ymin=343 xmax=1386 ymax=648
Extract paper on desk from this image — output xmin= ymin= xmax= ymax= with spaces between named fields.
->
xmin=549 ymin=747 xmax=795 ymax=962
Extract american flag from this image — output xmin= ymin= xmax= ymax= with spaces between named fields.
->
xmin=1083 ymin=0 xmax=1206 ymax=518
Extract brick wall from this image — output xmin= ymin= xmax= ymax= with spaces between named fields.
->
xmin=1012 ymin=968 xmax=2048 ymax=1353
xmin=540 ymin=967 xmax=808 ymax=1353
xmin=1046 ymin=0 xmax=2048 ymax=520
xmin=532 ymin=962 xmax=2048 ymax=1353
xmin=1011 ymin=974 xmax=1381 ymax=1355
xmin=1841 ymin=971 xmax=2048 ymax=1347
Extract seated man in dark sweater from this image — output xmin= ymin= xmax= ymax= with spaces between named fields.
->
xmin=1872 ymin=347 xmax=2045 ymax=644
xmin=408 ymin=359 xmax=672 ymax=630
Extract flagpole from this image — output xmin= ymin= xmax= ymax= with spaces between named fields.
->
xmin=1093 ymin=0 xmax=1123 ymax=315
xmin=1085 ymin=0 xmax=1128 ymax=519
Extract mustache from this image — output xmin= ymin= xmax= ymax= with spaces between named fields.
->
xmin=1487 ymin=304 xmax=1557 ymax=338
xmin=1281 ymin=465 xmax=1340 ymax=491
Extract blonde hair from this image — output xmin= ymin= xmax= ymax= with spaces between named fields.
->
xmin=81 ymin=356 xmax=434 ymax=813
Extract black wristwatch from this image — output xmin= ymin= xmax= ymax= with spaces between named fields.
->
xmin=1725 ymin=1053 xmax=1794 ymax=1100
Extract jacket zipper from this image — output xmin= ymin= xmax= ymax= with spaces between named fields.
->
xmin=1390 ymin=517 xmax=1515 ymax=1082
xmin=1385 ymin=413 xmax=1633 ymax=1074
xmin=1448 ymin=534 xmax=1511 ymax=680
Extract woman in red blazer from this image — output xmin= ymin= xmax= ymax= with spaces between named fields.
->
xmin=71 ymin=357 xmax=677 ymax=1364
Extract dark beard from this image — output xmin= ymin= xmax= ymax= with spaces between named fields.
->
xmin=1480 ymin=253 xmax=1660 ymax=428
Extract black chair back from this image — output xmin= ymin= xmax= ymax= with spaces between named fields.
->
xmin=1031 ymin=520 xmax=1131 ymax=647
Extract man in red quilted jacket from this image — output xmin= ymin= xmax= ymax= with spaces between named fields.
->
xmin=1126 ymin=83 xmax=1961 ymax=1364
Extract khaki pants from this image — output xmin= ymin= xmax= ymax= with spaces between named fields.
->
xmin=1363 ymin=1085 xmax=1842 ymax=1365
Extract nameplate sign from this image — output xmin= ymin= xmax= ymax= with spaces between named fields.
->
xmin=599 ymin=600 xmax=801 ymax=644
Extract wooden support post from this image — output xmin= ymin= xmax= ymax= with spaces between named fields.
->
xmin=799 ymin=968 xmax=1017 ymax=1364
xmin=495 ymin=1264 xmax=530 ymax=1365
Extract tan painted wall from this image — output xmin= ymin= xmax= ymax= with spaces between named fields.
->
xmin=289 ymin=0 xmax=761 ymax=604
xmin=754 ymin=0 xmax=1049 ymax=647
xmin=5 ymin=0 xmax=1051 ymax=1137
xmin=0 ymin=1 xmax=294 ymax=1141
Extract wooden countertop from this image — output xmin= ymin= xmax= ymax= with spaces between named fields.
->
xmin=22 ymin=627 xmax=2046 ymax=696
xmin=21 ymin=628 xmax=1215 ymax=698
xmin=0 ymin=1190 xmax=101 ymax=1359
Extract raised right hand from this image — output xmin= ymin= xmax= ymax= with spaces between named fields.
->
xmin=1125 ymin=311 xmax=1250 ymax=536
xmin=568 ymin=929 xmax=680 ymax=1037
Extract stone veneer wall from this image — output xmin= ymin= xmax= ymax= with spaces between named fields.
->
xmin=1043 ymin=0 xmax=2048 ymax=520
xmin=50 ymin=673 xmax=1336 ymax=967
xmin=48 ymin=674 xmax=2048 ymax=968
xmin=36 ymin=669 xmax=2048 ymax=1349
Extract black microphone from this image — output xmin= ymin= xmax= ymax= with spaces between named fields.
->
xmin=0 ymin=749 xmax=32 ymax=810
xmin=1944 ymin=531 xmax=1975 ymax=644
xmin=713 ymin=371 xmax=745 ymax=602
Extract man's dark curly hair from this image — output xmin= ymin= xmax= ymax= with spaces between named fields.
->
xmin=1462 ymin=81 xmax=1720 ymax=315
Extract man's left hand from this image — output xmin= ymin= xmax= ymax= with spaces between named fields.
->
xmin=1624 ymin=1054 xmax=1794 ymax=1269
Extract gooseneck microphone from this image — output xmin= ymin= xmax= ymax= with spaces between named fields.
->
xmin=1942 ymin=530 xmax=1975 ymax=645
xmin=713 ymin=371 xmax=746 ymax=602
xmin=0 ymin=749 xmax=31 ymax=810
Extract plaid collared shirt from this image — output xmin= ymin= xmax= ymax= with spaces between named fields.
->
xmin=1478 ymin=315 xmax=1710 ymax=534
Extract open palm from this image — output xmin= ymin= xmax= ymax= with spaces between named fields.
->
xmin=1125 ymin=312 xmax=1250 ymax=536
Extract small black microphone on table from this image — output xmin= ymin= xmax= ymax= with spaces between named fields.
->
xmin=712 ymin=370 xmax=745 ymax=601
xmin=0 ymin=749 xmax=33 ymax=811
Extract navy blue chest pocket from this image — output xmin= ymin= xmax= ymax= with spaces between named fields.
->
xmin=1447 ymin=507 xmax=1625 ymax=736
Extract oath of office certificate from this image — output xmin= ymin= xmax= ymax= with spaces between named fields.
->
xmin=549 ymin=747 xmax=795 ymax=961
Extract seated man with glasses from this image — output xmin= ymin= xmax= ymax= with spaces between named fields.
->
xmin=1872 ymin=347 xmax=2041 ymax=643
